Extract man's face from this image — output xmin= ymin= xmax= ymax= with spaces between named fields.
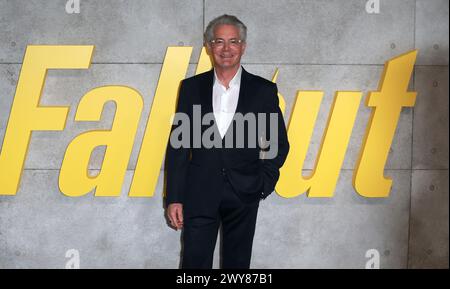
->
xmin=208 ymin=24 xmax=246 ymax=71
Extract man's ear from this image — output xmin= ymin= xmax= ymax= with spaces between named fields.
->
xmin=205 ymin=43 xmax=212 ymax=56
xmin=241 ymin=43 xmax=247 ymax=55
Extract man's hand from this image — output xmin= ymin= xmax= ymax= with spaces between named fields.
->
xmin=167 ymin=203 xmax=184 ymax=230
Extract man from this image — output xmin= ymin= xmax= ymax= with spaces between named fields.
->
xmin=165 ymin=14 xmax=289 ymax=269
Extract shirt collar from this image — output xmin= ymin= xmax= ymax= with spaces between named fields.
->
xmin=214 ymin=66 xmax=242 ymax=89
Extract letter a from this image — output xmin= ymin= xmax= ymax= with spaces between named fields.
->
xmin=59 ymin=86 xmax=143 ymax=197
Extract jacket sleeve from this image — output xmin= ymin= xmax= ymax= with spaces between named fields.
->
xmin=165 ymin=80 xmax=191 ymax=205
xmin=261 ymin=82 xmax=290 ymax=199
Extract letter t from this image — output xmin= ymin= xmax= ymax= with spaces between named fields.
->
xmin=354 ymin=50 xmax=417 ymax=197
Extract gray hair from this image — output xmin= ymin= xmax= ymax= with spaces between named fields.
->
xmin=204 ymin=14 xmax=247 ymax=44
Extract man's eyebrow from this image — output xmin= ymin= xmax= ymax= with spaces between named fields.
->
xmin=215 ymin=36 xmax=238 ymax=38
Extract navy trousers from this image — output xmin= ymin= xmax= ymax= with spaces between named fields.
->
xmin=181 ymin=173 xmax=260 ymax=269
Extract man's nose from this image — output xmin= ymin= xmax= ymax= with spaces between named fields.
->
xmin=222 ymin=42 xmax=231 ymax=50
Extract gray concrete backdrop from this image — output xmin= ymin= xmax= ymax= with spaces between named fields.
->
xmin=0 ymin=0 xmax=448 ymax=268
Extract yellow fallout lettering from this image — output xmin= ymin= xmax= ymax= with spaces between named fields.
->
xmin=59 ymin=86 xmax=143 ymax=197
xmin=276 ymin=50 xmax=417 ymax=198
xmin=0 ymin=45 xmax=93 ymax=196
xmin=0 ymin=46 xmax=417 ymax=198
xmin=276 ymin=91 xmax=362 ymax=198
xmin=129 ymin=47 xmax=212 ymax=197
xmin=353 ymin=50 xmax=417 ymax=197
xmin=129 ymin=47 xmax=192 ymax=197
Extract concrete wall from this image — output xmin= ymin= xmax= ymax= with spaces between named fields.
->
xmin=0 ymin=0 xmax=448 ymax=268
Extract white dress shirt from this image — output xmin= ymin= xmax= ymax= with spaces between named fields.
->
xmin=212 ymin=66 xmax=242 ymax=139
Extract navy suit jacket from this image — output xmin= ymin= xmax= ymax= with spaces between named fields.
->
xmin=165 ymin=67 xmax=289 ymax=213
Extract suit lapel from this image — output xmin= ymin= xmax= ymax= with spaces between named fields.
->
xmin=200 ymin=69 xmax=214 ymax=115
xmin=235 ymin=67 xmax=249 ymax=115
